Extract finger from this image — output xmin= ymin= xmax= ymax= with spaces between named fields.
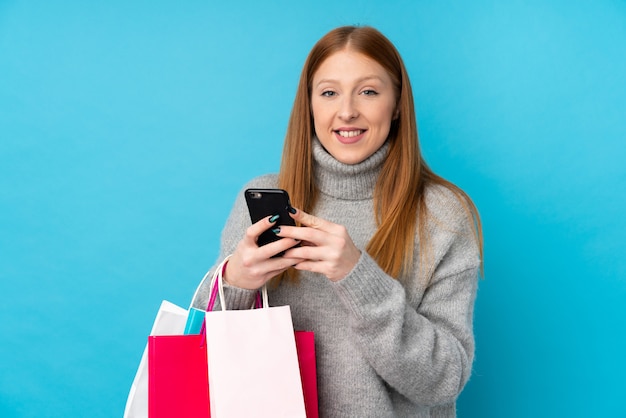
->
xmin=258 ymin=256 xmax=303 ymax=277
xmin=291 ymin=255 xmax=358 ymax=282
xmin=291 ymin=259 xmax=337 ymax=279
xmin=283 ymin=243 xmax=329 ymax=262
xmin=273 ymin=224 xmax=327 ymax=248
xmin=227 ymin=249 xmax=302 ymax=289
xmin=289 ymin=208 xmax=334 ymax=231
xmin=244 ymin=215 xmax=281 ymax=244
xmin=258 ymin=235 xmax=302 ymax=259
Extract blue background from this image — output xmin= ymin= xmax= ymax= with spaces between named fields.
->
xmin=1 ymin=1 xmax=625 ymax=417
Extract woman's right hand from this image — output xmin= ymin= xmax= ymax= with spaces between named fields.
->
xmin=223 ymin=215 xmax=302 ymax=290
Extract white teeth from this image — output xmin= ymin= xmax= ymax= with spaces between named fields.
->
xmin=337 ymin=130 xmax=363 ymax=138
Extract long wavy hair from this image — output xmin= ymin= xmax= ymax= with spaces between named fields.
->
xmin=278 ymin=26 xmax=483 ymax=282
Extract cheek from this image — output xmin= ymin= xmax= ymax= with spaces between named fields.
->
xmin=311 ymin=102 xmax=331 ymax=131
xmin=369 ymin=111 xmax=394 ymax=141
xmin=379 ymin=105 xmax=396 ymax=130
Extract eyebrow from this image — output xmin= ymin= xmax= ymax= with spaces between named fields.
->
xmin=314 ymin=75 xmax=386 ymax=88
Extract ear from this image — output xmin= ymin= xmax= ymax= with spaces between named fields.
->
xmin=393 ymin=107 xmax=400 ymax=120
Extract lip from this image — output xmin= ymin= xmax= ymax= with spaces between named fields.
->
xmin=334 ymin=128 xmax=367 ymax=144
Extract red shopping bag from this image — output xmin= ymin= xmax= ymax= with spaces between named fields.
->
xmin=295 ymin=331 xmax=318 ymax=418
xmin=145 ymin=259 xmax=227 ymax=418
xmin=124 ymin=300 xmax=189 ymax=418
xmin=148 ymin=334 xmax=210 ymax=418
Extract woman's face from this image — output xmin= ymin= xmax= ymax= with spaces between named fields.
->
xmin=311 ymin=49 xmax=398 ymax=165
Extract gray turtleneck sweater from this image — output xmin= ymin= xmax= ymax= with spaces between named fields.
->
xmin=192 ymin=140 xmax=480 ymax=418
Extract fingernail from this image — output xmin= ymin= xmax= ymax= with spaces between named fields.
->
xmin=269 ymin=214 xmax=280 ymax=223
xmin=288 ymin=206 xmax=297 ymax=214
xmin=271 ymin=227 xmax=281 ymax=234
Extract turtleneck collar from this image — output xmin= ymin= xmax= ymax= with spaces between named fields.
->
xmin=312 ymin=137 xmax=390 ymax=200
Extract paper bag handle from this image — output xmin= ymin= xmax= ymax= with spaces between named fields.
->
xmin=198 ymin=256 xmax=269 ymax=344
xmin=188 ymin=255 xmax=231 ymax=311
xmin=208 ymin=258 xmax=269 ymax=311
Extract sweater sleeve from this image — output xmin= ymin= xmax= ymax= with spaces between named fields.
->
xmin=331 ymin=192 xmax=480 ymax=406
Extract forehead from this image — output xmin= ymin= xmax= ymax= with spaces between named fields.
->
xmin=312 ymin=49 xmax=391 ymax=84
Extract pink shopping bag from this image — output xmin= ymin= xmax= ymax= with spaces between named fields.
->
xmin=204 ymin=263 xmax=307 ymax=418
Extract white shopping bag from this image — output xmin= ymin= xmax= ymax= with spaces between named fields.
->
xmin=204 ymin=267 xmax=306 ymax=418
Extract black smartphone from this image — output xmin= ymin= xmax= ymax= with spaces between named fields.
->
xmin=244 ymin=188 xmax=297 ymax=248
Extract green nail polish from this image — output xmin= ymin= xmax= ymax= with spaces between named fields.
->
xmin=288 ymin=206 xmax=297 ymax=214
xmin=269 ymin=214 xmax=280 ymax=223
xmin=272 ymin=227 xmax=281 ymax=234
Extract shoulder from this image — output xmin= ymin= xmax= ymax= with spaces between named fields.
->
xmin=241 ymin=173 xmax=279 ymax=190
xmin=423 ymin=183 xmax=474 ymax=229
xmin=421 ymin=183 xmax=481 ymax=279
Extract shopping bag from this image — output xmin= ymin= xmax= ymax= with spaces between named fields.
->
xmin=123 ymin=301 xmax=189 ymax=418
xmin=184 ymin=307 xmax=207 ymax=334
xmin=295 ymin=331 xmax=318 ymax=418
xmin=145 ymin=258 xmax=231 ymax=418
xmin=124 ymin=259 xmax=222 ymax=418
xmin=204 ymin=266 xmax=307 ymax=418
xmin=148 ymin=334 xmax=209 ymax=418
xmin=252 ymin=295 xmax=318 ymax=418
xmin=126 ymin=256 xmax=318 ymax=418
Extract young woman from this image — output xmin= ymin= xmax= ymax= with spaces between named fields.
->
xmin=192 ymin=25 xmax=483 ymax=417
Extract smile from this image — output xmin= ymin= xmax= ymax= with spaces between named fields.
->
xmin=336 ymin=129 xmax=365 ymax=138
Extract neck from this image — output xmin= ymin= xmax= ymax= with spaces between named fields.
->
xmin=312 ymin=137 xmax=389 ymax=200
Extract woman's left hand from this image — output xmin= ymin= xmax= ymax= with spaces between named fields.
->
xmin=276 ymin=208 xmax=361 ymax=282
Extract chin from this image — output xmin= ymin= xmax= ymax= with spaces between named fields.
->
xmin=334 ymin=154 xmax=367 ymax=165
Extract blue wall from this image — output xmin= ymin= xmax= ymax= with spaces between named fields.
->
xmin=1 ymin=1 xmax=625 ymax=416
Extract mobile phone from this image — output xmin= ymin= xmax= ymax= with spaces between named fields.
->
xmin=244 ymin=188 xmax=297 ymax=248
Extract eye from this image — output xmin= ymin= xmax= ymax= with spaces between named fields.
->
xmin=361 ymin=89 xmax=379 ymax=96
xmin=321 ymin=90 xmax=336 ymax=97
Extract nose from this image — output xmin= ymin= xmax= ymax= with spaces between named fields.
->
xmin=338 ymin=96 xmax=358 ymax=121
